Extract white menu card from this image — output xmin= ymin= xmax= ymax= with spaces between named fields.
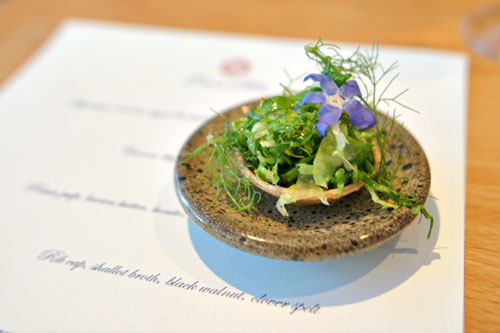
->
xmin=0 ymin=19 xmax=466 ymax=332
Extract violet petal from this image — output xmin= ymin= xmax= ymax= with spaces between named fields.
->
xmin=316 ymin=104 xmax=342 ymax=137
xmin=343 ymin=99 xmax=376 ymax=130
xmin=298 ymin=92 xmax=326 ymax=106
xmin=339 ymin=80 xmax=362 ymax=99
xmin=304 ymin=74 xmax=338 ymax=96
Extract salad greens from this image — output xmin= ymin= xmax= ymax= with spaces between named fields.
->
xmin=185 ymin=39 xmax=434 ymax=238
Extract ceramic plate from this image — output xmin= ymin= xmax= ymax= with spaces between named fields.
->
xmin=175 ymin=101 xmax=431 ymax=261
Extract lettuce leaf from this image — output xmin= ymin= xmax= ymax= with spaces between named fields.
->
xmin=276 ymin=174 xmax=329 ymax=216
xmin=312 ymin=130 xmax=342 ymax=188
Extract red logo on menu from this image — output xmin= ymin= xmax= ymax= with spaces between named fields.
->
xmin=220 ymin=57 xmax=251 ymax=76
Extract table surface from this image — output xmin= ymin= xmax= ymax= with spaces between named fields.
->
xmin=1 ymin=0 xmax=499 ymax=330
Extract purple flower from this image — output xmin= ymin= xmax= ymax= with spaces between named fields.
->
xmin=297 ymin=74 xmax=376 ymax=137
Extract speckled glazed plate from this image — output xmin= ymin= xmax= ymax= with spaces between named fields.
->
xmin=175 ymin=101 xmax=431 ymax=261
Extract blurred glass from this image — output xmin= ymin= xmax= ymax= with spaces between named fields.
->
xmin=461 ymin=4 xmax=500 ymax=60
